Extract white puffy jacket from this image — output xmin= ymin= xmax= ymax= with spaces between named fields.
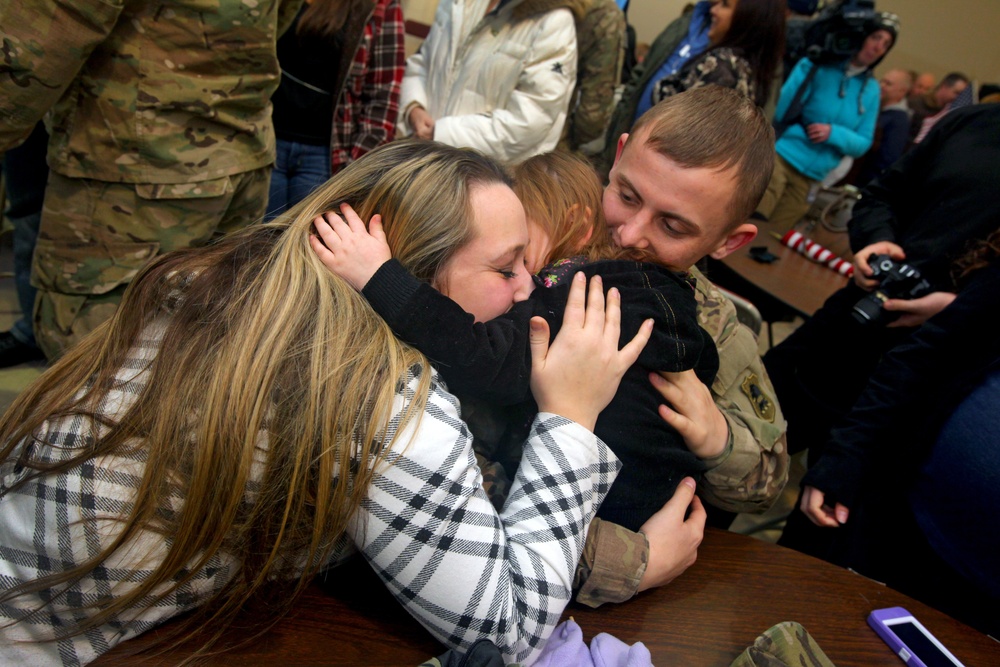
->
xmin=399 ymin=0 xmax=583 ymax=164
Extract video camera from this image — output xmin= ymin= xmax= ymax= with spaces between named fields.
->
xmin=785 ymin=0 xmax=878 ymax=68
xmin=852 ymin=255 xmax=932 ymax=326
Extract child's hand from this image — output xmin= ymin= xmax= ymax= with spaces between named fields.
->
xmin=650 ymin=370 xmax=729 ymax=460
xmin=309 ymin=203 xmax=391 ymax=291
xmin=530 ymin=272 xmax=652 ymax=431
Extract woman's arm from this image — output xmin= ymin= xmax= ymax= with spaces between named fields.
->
xmin=310 ymin=210 xmax=535 ymax=404
xmin=397 ymin=0 xmax=449 ymax=136
xmin=352 ymin=382 xmax=615 ymax=662
xmin=824 ymin=79 xmax=881 ymax=158
xmin=351 ymin=275 xmax=649 ymax=662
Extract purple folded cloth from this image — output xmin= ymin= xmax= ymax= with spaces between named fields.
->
xmin=533 ymin=619 xmax=653 ymax=667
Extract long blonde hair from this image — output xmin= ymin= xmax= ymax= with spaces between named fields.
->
xmin=0 ymin=140 xmax=510 ymax=657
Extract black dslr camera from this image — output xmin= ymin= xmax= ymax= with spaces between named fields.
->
xmin=852 ymin=254 xmax=932 ymax=326
xmin=785 ymin=0 xmax=879 ymax=68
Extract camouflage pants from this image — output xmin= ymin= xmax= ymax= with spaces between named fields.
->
xmin=31 ymin=168 xmax=270 ymax=359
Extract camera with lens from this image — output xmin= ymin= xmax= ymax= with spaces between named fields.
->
xmin=785 ymin=0 xmax=881 ymax=69
xmin=852 ymin=254 xmax=932 ymax=326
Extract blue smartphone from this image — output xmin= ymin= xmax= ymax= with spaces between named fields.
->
xmin=868 ymin=607 xmax=965 ymax=667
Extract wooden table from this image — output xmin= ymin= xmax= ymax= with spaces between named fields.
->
xmin=94 ymin=528 xmax=1000 ymax=666
xmin=708 ymin=235 xmax=850 ymax=322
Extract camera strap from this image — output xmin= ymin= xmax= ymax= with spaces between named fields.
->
xmin=773 ymin=62 xmax=820 ymax=139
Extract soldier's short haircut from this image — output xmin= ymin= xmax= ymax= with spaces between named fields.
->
xmin=628 ymin=86 xmax=775 ymax=227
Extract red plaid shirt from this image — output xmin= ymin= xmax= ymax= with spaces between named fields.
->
xmin=331 ymin=0 xmax=405 ymax=174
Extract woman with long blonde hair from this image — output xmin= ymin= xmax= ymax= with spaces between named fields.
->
xmin=313 ymin=148 xmax=717 ymax=532
xmin=0 ymin=141 xmax=647 ymax=665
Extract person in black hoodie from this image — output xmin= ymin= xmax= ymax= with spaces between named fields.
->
xmin=798 ymin=229 xmax=1000 ymax=636
xmin=767 ymin=103 xmax=1000 ymax=556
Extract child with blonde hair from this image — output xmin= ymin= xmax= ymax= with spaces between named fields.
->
xmin=315 ymin=149 xmax=718 ymax=531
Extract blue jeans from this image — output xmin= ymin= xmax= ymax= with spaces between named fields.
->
xmin=266 ymin=139 xmax=331 ymax=221
xmin=3 ymin=123 xmax=49 ymax=348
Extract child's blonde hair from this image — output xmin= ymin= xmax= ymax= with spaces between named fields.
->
xmin=512 ymin=151 xmax=629 ymax=267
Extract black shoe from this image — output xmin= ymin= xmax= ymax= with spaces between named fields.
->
xmin=0 ymin=331 xmax=46 ymax=368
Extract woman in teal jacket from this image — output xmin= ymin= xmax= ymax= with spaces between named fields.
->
xmin=755 ymin=13 xmax=898 ymax=232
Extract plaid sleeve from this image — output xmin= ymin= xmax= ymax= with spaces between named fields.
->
xmin=350 ymin=369 xmax=619 ymax=664
xmin=331 ymin=0 xmax=404 ymax=173
xmin=0 ymin=326 xmax=238 ymax=666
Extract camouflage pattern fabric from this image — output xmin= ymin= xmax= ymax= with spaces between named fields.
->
xmin=458 ymin=268 xmax=788 ymax=608
xmin=1 ymin=0 xmax=301 ymax=358
xmin=0 ymin=0 xmax=303 ymax=181
xmin=594 ymin=9 xmax=694 ymax=178
xmin=730 ymin=621 xmax=837 ymax=667
xmin=574 ymin=517 xmax=648 ymax=607
xmin=31 ymin=168 xmax=270 ymax=358
xmin=558 ymin=0 xmax=625 ymax=155
xmin=689 ymin=266 xmax=789 ymax=513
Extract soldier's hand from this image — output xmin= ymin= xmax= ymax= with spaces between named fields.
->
xmin=852 ymin=241 xmax=905 ymax=291
xmin=637 ymin=478 xmax=704 ymax=592
xmin=650 ymin=369 xmax=729 ymax=460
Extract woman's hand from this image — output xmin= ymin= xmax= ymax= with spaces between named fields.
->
xmin=408 ymin=106 xmax=435 ymax=140
xmin=637 ymin=477 xmax=705 ymax=592
xmin=529 ymin=272 xmax=652 ymax=431
xmin=852 ymin=241 xmax=906 ymax=290
xmin=884 ymin=291 xmax=957 ymax=328
xmin=650 ymin=370 xmax=729 ymax=460
xmin=310 ymin=203 xmax=392 ymax=291
xmin=806 ymin=123 xmax=832 ymax=143
xmin=800 ymin=485 xmax=850 ymax=527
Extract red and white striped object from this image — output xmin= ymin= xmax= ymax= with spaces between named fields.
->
xmin=780 ymin=230 xmax=854 ymax=277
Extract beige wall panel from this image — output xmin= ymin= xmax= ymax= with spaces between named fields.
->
xmin=401 ymin=0 xmax=439 ymax=57
xmin=627 ymin=0 xmax=999 ymax=84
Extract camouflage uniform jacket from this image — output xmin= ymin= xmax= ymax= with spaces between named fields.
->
xmin=558 ymin=0 xmax=625 ymax=155
xmin=0 ymin=0 xmax=304 ymax=183
xmin=594 ymin=8 xmax=693 ymax=177
xmin=653 ymin=46 xmax=753 ymax=107
xmin=575 ymin=267 xmax=789 ymax=607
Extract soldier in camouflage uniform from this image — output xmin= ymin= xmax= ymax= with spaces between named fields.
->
xmin=0 ymin=0 xmax=303 ymax=359
xmin=575 ymin=87 xmax=789 ymax=606
xmin=558 ymin=0 xmax=626 ymax=157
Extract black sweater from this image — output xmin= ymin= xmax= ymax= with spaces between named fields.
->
xmin=363 ymin=258 xmax=719 ymax=530
xmin=849 ymin=104 xmax=1000 ymax=290
xmin=803 ymin=257 xmax=1000 ymax=509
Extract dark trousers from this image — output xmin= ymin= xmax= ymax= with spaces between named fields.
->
xmin=764 ymin=284 xmax=911 ymax=558
xmin=2 ymin=122 xmax=49 ymax=348
xmin=763 ymin=284 xmax=911 ymax=462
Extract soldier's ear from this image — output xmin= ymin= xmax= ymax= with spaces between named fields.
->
xmin=613 ymin=133 xmax=629 ymax=167
xmin=708 ymin=223 xmax=757 ymax=260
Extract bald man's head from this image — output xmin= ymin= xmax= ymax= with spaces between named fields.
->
xmin=880 ymin=69 xmax=914 ymax=107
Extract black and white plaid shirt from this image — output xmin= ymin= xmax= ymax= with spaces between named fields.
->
xmin=0 ymin=335 xmax=619 ymax=665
